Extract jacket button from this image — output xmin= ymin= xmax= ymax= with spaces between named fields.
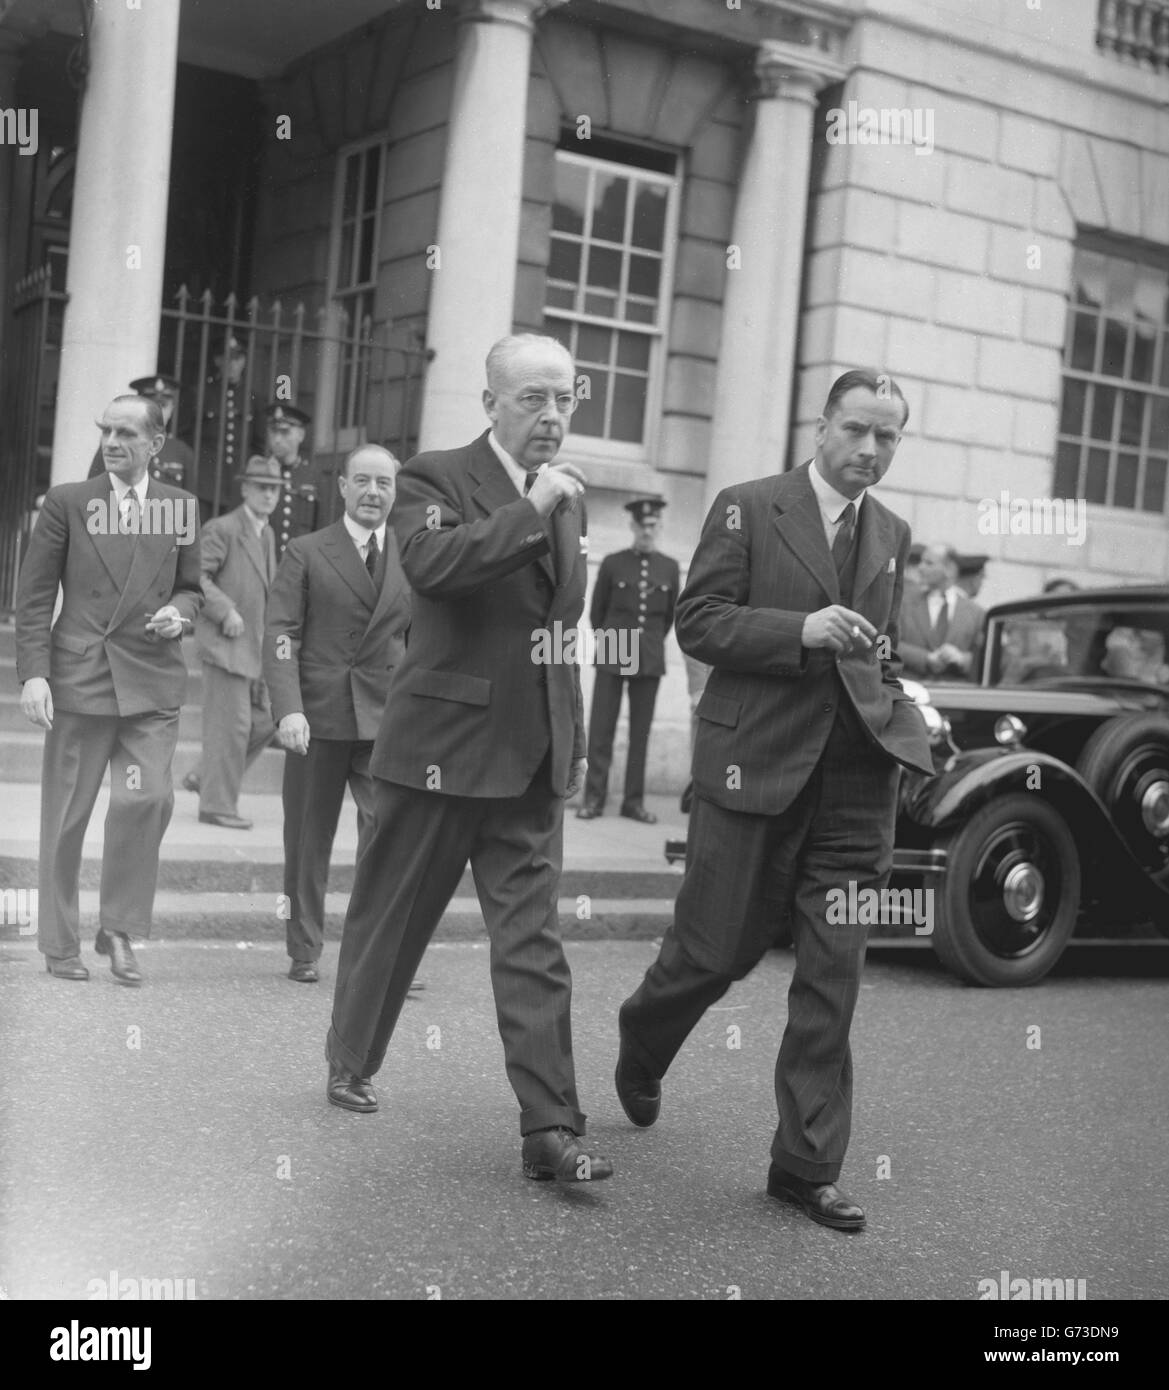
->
xmin=823 ymin=703 xmax=832 ymax=712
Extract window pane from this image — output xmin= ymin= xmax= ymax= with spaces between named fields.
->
xmin=363 ymin=147 xmax=380 ymax=212
xmin=610 ymin=373 xmax=647 ymax=442
xmin=339 ymin=224 xmax=355 ymax=287
xmin=1114 ymin=453 xmax=1138 ymax=508
xmin=343 ymin=155 xmax=359 ymax=220
xmin=1052 ymin=441 xmax=1080 ymax=498
xmin=1131 ymin=323 xmax=1157 ymax=382
xmin=1073 ymin=251 xmax=1106 ymax=309
xmin=1143 ymin=456 xmax=1167 ymax=513
xmin=541 ymin=317 xmax=573 ymax=353
xmin=1070 ymin=312 xmax=1097 ymax=371
xmin=1059 ymin=378 xmax=1086 ymax=437
xmin=548 ymin=237 xmax=581 ymax=284
xmin=624 ymin=299 xmax=657 ymax=324
xmin=627 ymin=253 xmax=661 ymax=300
xmin=631 ymin=183 xmax=667 ymax=250
xmin=584 ymin=290 xmax=617 ymax=317
xmin=1089 ymin=385 xmax=1116 ymax=442
xmin=572 ymin=373 xmax=608 ymax=436
xmin=616 ymin=331 xmax=651 ymax=371
xmin=590 ymin=174 xmax=628 ymax=243
xmin=358 ymin=215 xmax=375 ymax=284
xmin=576 ymin=323 xmax=612 ymax=365
xmin=546 ymin=284 xmax=575 ymax=311
xmin=1151 ymin=394 xmax=1169 ymax=445
xmin=586 ymin=244 xmax=622 ymax=293
xmin=1160 ymin=334 xmax=1169 ymax=388
xmin=1119 ymin=389 xmax=1145 ymax=447
xmin=1100 ymin=318 xmax=1128 ymax=376
xmin=1084 ymin=448 xmax=1110 ymax=504
xmin=1104 ymin=256 xmax=1137 ymax=318
xmin=553 ymin=161 xmax=588 ymax=235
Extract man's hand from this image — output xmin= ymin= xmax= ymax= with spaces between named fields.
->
xmin=801 ymin=606 xmax=877 ymax=655
xmin=936 ymin=643 xmax=972 ymax=675
xmin=21 ymin=677 xmax=53 ymax=731
xmin=278 ymin=712 xmax=310 ymax=755
xmin=565 ymin=756 xmax=587 ymax=800
xmin=146 ymin=605 xmax=185 ymax=640
xmin=221 ymin=610 xmax=245 ymax=638
xmin=526 ymin=463 xmax=586 ymax=520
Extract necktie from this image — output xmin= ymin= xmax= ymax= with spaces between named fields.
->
xmin=831 ymin=502 xmax=855 ymax=575
xmin=119 ymin=491 xmax=140 ymax=532
xmin=523 ymin=469 xmax=540 ymax=495
xmin=365 ymin=532 xmax=379 ymax=579
xmin=930 ymin=595 xmax=950 ymax=645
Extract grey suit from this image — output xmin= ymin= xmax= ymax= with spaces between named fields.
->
xmin=899 ymin=587 xmax=985 ymax=679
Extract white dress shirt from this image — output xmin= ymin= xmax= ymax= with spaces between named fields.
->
xmin=926 ymin=585 xmax=960 ymax=627
xmin=342 ymin=512 xmax=387 ymax=567
xmin=488 ymin=430 xmax=541 ymax=497
xmin=109 ymin=472 xmax=148 ymax=523
xmin=808 ymin=460 xmax=866 ymax=551
xmin=243 ymin=504 xmax=269 ymax=540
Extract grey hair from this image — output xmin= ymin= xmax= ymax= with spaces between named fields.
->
xmin=485 ymin=334 xmax=574 ymax=392
xmin=344 ymin=443 xmax=400 ymax=476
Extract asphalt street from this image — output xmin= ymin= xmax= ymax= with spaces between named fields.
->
xmin=1 ymin=937 xmax=1166 ymax=1301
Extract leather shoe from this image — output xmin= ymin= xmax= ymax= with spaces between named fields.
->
xmin=615 ymin=1043 xmax=660 ymax=1127
xmin=766 ymin=1164 xmax=865 ymax=1231
xmin=407 ymin=978 xmax=425 ymax=994
xmin=199 ymin=811 xmax=252 ymax=829
xmin=327 ymin=1059 xmax=378 ymax=1113
xmin=288 ymin=960 xmax=319 ymax=983
xmin=522 ymin=1126 xmax=613 ymax=1182
xmin=94 ymin=928 xmax=142 ymax=986
xmin=181 ymin=772 xmax=200 ymax=793
xmin=575 ymin=804 xmax=603 ymax=820
xmin=620 ymin=803 xmax=657 ymax=824
xmin=46 ymin=955 xmax=89 ymax=981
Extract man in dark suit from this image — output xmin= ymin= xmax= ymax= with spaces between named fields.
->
xmin=615 ymin=369 xmax=933 ymax=1230
xmin=899 ymin=542 xmax=985 ymax=680
xmin=189 ymin=456 xmax=283 ymax=829
xmin=264 ymin=445 xmax=410 ymax=984
xmin=577 ymin=497 xmax=680 ymax=824
xmin=16 ymin=395 xmax=203 ymax=984
xmin=325 ymin=333 xmax=613 ymax=1185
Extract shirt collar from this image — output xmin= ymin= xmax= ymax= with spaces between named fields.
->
xmin=242 ymin=503 xmax=268 ymax=536
xmin=342 ymin=512 xmax=386 ymax=550
xmin=488 ymin=430 xmax=540 ymax=497
xmin=809 ymin=459 xmax=865 ymax=524
xmin=109 ymin=473 xmax=149 ymax=505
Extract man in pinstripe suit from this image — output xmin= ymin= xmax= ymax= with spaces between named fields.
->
xmin=616 ymin=370 xmax=933 ymax=1230
xmin=325 ymin=335 xmax=612 ymax=1184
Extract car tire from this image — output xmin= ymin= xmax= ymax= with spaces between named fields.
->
xmin=932 ymin=793 xmax=1080 ymax=987
xmin=1075 ymin=713 xmax=1169 ymax=900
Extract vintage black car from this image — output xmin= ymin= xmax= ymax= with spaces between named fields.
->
xmin=666 ymin=586 xmax=1169 ymax=987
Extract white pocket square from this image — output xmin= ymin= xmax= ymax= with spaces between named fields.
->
xmin=887 ymin=556 xmax=896 ymax=573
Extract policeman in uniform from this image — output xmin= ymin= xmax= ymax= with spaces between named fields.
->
xmin=578 ymin=497 xmax=680 ymax=824
xmin=194 ymin=336 xmax=265 ymax=522
xmin=955 ymin=552 xmax=989 ymax=601
xmin=86 ymin=375 xmax=194 ymax=487
xmin=265 ymin=403 xmax=325 ymax=559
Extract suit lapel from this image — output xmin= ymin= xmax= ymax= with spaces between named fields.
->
xmin=772 ymin=465 xmax=839 ymax=604
xmin=320 ymin=520 xmax=376 ymax=611
xmin=106 ymin=480 xmax=180 ymax=633
xmin=235 ymin=506 xmax=269 ymax=588
xmin=85 ymin=477 xmax=137 ymax=589
xmin=468 ymin=434 xmax=557 ymax=588
xmin=852 ymin=494 xmax=895 ymax=603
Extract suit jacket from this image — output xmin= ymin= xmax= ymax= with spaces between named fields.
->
xmin=678 ymin=463 xmax=933 ymax=817
xmin=195 ymin=503 xmax=276 ymax=679
xmin=899 ymin=587 xmax=985 ymax=678
xmin=263 ymin=519 xmax=410 ymax=741
xmin=15 ymin=474 xmax=203 ymax=716
xmin=371 ymin=430 xmax=587 ymax=799
xmin=589 ymin=547 xmax=680 ymax=678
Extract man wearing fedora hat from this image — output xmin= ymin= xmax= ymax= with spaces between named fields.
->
xmin=187 ymin=456 xmax=283 ymax=829
xmin=87 ymin=374 xmax=195 ymax=488
xmin=265 ymin=403 xmax=328 ymax=558
xmin=577 ymin=497 xmax=680 ymax=824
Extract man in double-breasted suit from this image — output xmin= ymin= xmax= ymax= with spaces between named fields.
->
xmin=325 ymin=334 xmax=613 ymax=1185
xmin=16 ymin=395 xmax=203 ymax=984
xmin=616 ymin=370 xmax=933 ymax=1231
xmin=899 ymin=542 xmax=985 ymax=680
xmin=191 ymin=456 xmax=283 ymax=829
xmin=263 ymin=445 xmax=410 ymax=984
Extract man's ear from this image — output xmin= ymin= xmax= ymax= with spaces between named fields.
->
xmin=813 ymin=414 xmax=828 ymax=447
xmin=482 ymin=387 xmax=497 ymax=419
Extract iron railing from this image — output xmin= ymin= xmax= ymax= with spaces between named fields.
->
xmin=1097 ymin=0 xmax=1169 ymax=69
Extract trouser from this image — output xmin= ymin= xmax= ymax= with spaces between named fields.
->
xmin=327 ymin=758 xmax=584 ymax=1135
xmin=197 ymin=664 xmax=275 ymax=816
xmin=583 ymin=672 xmax=660 ymax=809
xmin=619 ymin=715 xmax=898 ymax=1182
xmin=37 ymin=708 xmax=179 ymax=958
xmin=282 ymin=739 xmax=376 ymax=962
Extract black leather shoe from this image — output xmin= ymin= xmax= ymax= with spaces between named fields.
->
xmin=615 ymin=1046 xmax=661 ymax=1127
xmin=94 ymin=929 xmax=142 ymax=986
xmin=620 ymin=803 xmax=657 ymax=824
xmin=46 ymin=955 xmax=89 ymax=981
xmin=521 ymin=1127 xmax=613 ymax=1182
xmin=181 ymin=772 xmax=200 ymax=793
xmin=289 ymin=961 xmax=319 ymax=983
xmin=575 ymin=804 xmax=603 ymax=820
xmin=199 ymin=811 xmax=252 ymax=829
xmin=327 ymin=1060 xmax=377 ymax=1113
xmin=407 ymin=978 xmax=425 ymax=994
xmin=766 ymin=1164 xmax=865 ymax=1231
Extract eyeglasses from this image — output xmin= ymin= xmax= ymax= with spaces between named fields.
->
xmin=510 ymin=392 xmax=578 ymax=416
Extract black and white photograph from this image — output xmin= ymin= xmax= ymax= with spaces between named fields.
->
xmin=0 ymin=0 xmax=1165 ymax=1341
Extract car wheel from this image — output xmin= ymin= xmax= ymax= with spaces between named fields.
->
xmin=933 ymin=794 xmax=1080 ymax=987
xmin=1075 ymin=713 xmax=1169 ymax=896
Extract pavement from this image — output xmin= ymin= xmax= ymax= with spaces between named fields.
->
xmin=1 ymin=937 xmax=1166 ymax=1301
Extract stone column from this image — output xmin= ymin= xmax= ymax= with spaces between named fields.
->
xmin=0 ymin=32 xmax=26 ymax=378
xmin=704 ymin=43 xmax=844 ymax=510
xmin=50 ymin=0 xmax=181 ymax=483
xmin=418 ymin=0 xmax=558 ymax=451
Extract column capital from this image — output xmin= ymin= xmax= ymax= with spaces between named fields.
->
xmin=753 ymin=39 xmax=846 ymax=103
xmin=455 ymin=0 xmax=567 ymax=32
